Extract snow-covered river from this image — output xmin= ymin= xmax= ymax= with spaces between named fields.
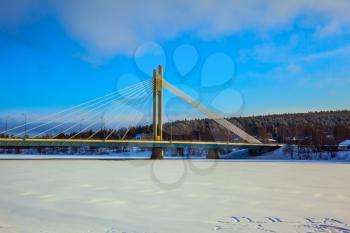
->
xmin=0 ymin=160 xmax=349 ymax=233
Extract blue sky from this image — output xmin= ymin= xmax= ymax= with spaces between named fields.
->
xmin=1 ymin=0 xmax=350 ymax=124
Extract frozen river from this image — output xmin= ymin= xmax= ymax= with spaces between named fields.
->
xmin=0 ymin=160 xmax=350 ymax=233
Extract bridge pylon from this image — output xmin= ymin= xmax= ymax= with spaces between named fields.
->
xmin=151 ymin=65 xmax=164 ymax=159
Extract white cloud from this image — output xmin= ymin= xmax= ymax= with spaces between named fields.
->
xmin=301 ymin=45 xmax=350 ymax=61
xmin=315 ymin=21 xmax=342 ymax=38
xmin=287 ymin=64 xmax=302 ymax=73
xmin=2 ymin=0 xmax=350 ymax=57
xmin=0 ymin=0 xmax=46 ymax=28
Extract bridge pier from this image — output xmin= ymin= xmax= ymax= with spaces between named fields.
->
xmin=207 ymin=148 xmax=220 ymax=159
xmin=176 ymin=148 xmax=184 ymax=157
xmin=151 ymin=147 xmax=164 ymax=159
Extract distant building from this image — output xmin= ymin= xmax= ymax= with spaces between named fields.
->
xmin=267 ymin=138 xmax=277 ymax=143
xmin=134 ymin=133 xmax=151 ymax=140
xmin=232 ymin=136 xmax=241 ymax=141
xmin=338 ymin=140 xmax=350 ymax=151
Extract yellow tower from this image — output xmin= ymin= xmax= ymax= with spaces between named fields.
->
xmin=151 ymin=65 xmax=164 ymax=159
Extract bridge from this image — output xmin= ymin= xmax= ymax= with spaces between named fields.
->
xmin=0 ymin=65 xmax=280 ymax=159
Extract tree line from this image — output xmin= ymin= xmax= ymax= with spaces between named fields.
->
xmin=52 ymin=110 xmax=350 ymax=147
xmin=2 ymin=110 xmax=350 ymax=148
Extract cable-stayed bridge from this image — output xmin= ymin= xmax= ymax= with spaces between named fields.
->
xmin=0 ymin=65 xmax=280 ymax=159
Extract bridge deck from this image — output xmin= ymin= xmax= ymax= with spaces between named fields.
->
xmin=0 ymin=138 xmax=281 ymax=150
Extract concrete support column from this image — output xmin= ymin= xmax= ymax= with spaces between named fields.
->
xmin=207 ymin=148 xmax=220 ymax=159
xmin=151 ymin=147 xmax=164 ymax=159
xmin=176 ymin=148 xmax=184 ymax=157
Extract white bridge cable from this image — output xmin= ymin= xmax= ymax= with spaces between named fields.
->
xmin=17 ymin=79 xmax=152 ymax=137
xmin=2 ymin=79 xmax=152 ymax=136
xmin=104 ymin=88 xmax=153 ymax=140
xmin=120 ymin=93 xmax=152 ymax=140
xmin=93 ymin=91 xmax=151 ymax=140
xmin=34 ymin=83 xmax=148 ymax=138
xmin=34 ymin=81 xmax=152 ymax=138
xmin=71 ymin=84 xmax=152 ymax=139
xmin=88 ymin=87 xmax=152 ymax=140
xmin=52 ymin=81 xmax=153 ymax=139
xmin=164 ymin=80 xmax=262 ymax=144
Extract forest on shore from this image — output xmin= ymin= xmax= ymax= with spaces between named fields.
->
xmin=1 ymin=110 xmax=350 ymax=151
xmin=1 ymin=110 xmax=350 ymax=158
xmin=55 ymin=110 xmax=350 ymax=147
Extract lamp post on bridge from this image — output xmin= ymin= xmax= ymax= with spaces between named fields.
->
xmin=101 ymin=116 xmax=106 ymax=139
xmin=5 ymin=116 xmax=10 ymax=132
xmin=79 ymin=118 xmax=84 ymax=139
xmin=21 ymin=113 xmax=27 ymax=138
xmin=170 ymin=121 xmax=173 ymax=142
xmin=5 ymin=116 xmax=11 ymax=138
